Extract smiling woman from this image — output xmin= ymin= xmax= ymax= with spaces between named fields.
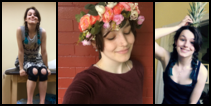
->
xmin=155 ymin=15 xmax=208 ymax=104
xmin=15 ymin=7 xmax=51 ymax=104
xmin=62 ymin=2 xmax=146 ymax=104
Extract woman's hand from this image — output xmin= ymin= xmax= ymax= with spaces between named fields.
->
xmin=47 ymin=69 xmax=51 ymax=76
xmin=178 ymin=15 xmax=193 ymax=27
xmin=19 ymin=69 xmax=27 ymax=76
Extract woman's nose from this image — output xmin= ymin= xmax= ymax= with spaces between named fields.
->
xmin=118 ymin=33 xmax=128 ymax=46
xmin=184 ymin=41 xmax=191 ymax=47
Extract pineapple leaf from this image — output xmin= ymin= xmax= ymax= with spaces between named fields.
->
xmin=188 ymin=2 xmax=207 ymax=27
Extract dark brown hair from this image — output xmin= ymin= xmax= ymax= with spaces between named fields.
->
xmin=169 ymin=26 xmax=203 ymax=78
xmin=95 ymin=19 xmax=137 ymax=59
xmin=23 ymin=6 xmax=41 ymax=44
xmin=172 ymin=26 xmax=202 ymax=61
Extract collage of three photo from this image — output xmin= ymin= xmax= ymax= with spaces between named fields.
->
xmin=2 ymin=2 xmax=209 ymax=104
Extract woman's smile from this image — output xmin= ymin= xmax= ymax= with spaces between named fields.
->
xmin=180 ymin=47 xmax=190 ymax=53
xmin=115 ymin=48 xmax=129 ymax=54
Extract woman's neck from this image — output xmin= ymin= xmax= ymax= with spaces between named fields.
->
xmin=96 ymin=53 xmax=128 ymax=74
xmin=177 ymin=55 xmax=193 ymax=68
xmin=27 ymin=24 xmax=37 ymax=34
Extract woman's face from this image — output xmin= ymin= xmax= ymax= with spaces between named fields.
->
xmin=101 ymin=20 xmax=135 ymax=63
xmin=175 ymin=29 xmax=195 ymax=58
xmin=25 ymin=9 xmax=39 ymax=24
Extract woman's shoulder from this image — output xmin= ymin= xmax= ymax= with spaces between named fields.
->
xmin=130 ymin=59 xmax=144 ymax=75
xmin=197 ymin=62 xmax=208 ymax=81
xmin=39 ymin=27 xmax=46 ymax=36
xmin=17 ymin=26 xmax=24 ymax=32
xmin=73 ymin=67 xmax=99 ymax=85
xmin=130 ymin=59 xmax=143 ymax=68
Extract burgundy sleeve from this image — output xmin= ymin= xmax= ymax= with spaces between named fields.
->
xmin=62 ymin=71 xmax=97 ymax=104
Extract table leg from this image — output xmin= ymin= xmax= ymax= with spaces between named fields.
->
xmin=11 ymin=75 xmax=18 ymax=104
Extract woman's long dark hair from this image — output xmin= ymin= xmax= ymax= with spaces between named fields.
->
xmin=169 ymin=26 xmax=202 ymax=79
xmin=23 ymin=6 xmax=41 ymax=45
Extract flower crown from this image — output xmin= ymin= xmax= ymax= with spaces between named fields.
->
xmin=75 ymin=2 xmax=145 ymax=46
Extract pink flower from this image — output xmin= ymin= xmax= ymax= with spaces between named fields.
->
xmin=86 ymin=32 xmax=91 ymax=38
xmin=113 ymin=14 xmax=124 ymax=25
xmin=103 ymin=22 xmax=110 ymax=29
xmin=119 ymin=2 xmax=131 ymax=11
xmin=137 ymin=15 xmax=145 ymax=25
xmin=81 ymin=40 xmax=91 ymax=46
xmin=102 ymin=7 xmax=114 ymax=23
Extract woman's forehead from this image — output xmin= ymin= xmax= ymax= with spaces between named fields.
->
xmin=180 ymin=29 xmax=195 ymax=40
xmin=28 ymin=9 xmax=36 ymax=13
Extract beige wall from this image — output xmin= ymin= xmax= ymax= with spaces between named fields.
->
xmin=155 ymin=2 xmax=209 ymax=78
xmin=2 ymin=2 xmax=56 ymax=104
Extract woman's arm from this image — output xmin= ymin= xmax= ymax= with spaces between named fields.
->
xmin=40 ymin=29 xmax=50 ymax=75
xmin=16 ymin=27 xmax=27 ymax=76
xmin=189 ymin=63 xmax=208 ymax=104
xmin=155 ymin=16 xmax=193 ymax=63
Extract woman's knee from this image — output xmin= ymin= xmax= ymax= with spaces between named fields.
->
xmin=32 ymin=68 xmax=38 ymax=75
xmin=41 ymin=68 xmax=47 ymax=75
xmin=39 ymin=67 xmax=48 ymax=81
xmin=27 ymin=67 xmax=38 ymax=82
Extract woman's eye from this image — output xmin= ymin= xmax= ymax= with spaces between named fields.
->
xmin=191 ymin=42 xmax=194 ymax=45
xmin=124 ymin=30 xmax=131 ymax=35
xmin=180 ymin=39 xmax=185 ymax=41
xmin=107 ymin=37 xmax=115 ymax=40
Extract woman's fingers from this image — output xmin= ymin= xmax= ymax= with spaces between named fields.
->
xmin=48 ymin=69 xmax=51 ymax=76
xmin=20 ymin=69 xmax=27 ymax=76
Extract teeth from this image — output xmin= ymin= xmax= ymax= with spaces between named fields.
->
xmin=181 ymin=48 xmax=189 ymax=52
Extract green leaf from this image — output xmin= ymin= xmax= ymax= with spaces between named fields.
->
xmin=119 ymin=19 xmax=127 ymax=28
xmin=85 ymin=4 xmax=95 ymax=10
xmin=95 ymin=23 xmax=103 ymax=34
xmin=90 ymin=27 xmax=96 ymax=35
xmin=90 ymin=21 xmax=103 ymax=35
xmin=88 ymin=9 xmax=98 ymax=16
xmin=75 ymin=11 xmax=86 ymax=22
xmin=78 ymin=32 xmax=83 ymax=42
xmin=127 ymin=12 xmax=131 ymax=19
xmin=98 ymin=2 xmax=106 ymax=6
xmin=121 ymin=10 xmax=131 ymax=19
xmin=136 ymin=24 xmax=142 ymax=29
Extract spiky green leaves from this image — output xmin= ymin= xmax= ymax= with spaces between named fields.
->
xmin=188 ymin=2 xmax=207 ymax=27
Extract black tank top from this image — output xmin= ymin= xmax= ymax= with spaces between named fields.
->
xmin=162 ymin=59 xmax=201 ymax=104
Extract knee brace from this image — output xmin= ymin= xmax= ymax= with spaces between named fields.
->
xmin=27 ymin=66 xmax=38 ymax=82
xmin=38 ymin=67 xmax=48 ymax=81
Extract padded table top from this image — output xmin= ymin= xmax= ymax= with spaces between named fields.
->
xmin=5 ymin=68 xmax=56 ymax=75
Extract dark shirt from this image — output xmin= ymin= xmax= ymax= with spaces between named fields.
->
xmin=162 ymin=60 xmax=201 ymax=104
xmin=62 ymin=59 xmax=144 ymax=104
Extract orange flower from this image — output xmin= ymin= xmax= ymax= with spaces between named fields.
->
xmin=113 ymin=3 xmax=124 ymax=15
xmin=79 ymin=14 xmax=91 ymax=32
xmin=102 ymin=7 xmax=114 ymax=23
xmin=90 ymin=15 xmax=100 ymax=25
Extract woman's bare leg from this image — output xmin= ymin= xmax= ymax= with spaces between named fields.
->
xmin=39 ymin=68 xmax=48 ymax=104
xmin=26 ymin=68 xmax=38 ymax=104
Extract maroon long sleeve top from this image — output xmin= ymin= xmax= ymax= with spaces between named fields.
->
xmin=62 ymin=59 xmax=144 ymax=104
